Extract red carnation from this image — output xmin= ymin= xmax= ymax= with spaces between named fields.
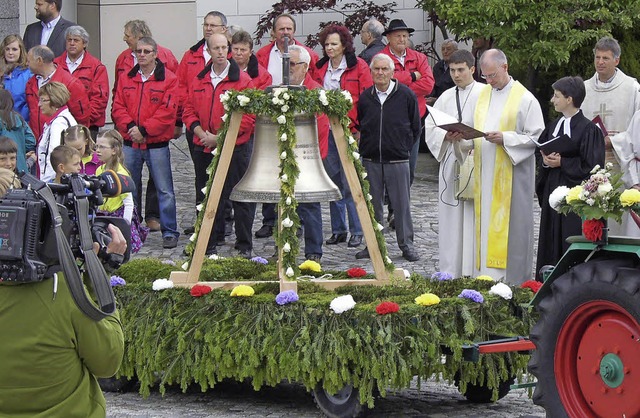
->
xmin=347 ymin=267 xmax=367 ymax=278
xmin=375 ymin=301 xmax=400 ymax=315
xmin=521 ymin=280 xmax=543 ymax=294
xmin=190 ymin=284 xmax=212 ymax=297
xmin=582 ymin=219 xmax=605 ymax=242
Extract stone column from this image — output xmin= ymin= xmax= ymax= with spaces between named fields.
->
xmin=0 ymin=0 xmax=20 ymax=40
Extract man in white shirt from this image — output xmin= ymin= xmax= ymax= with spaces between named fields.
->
xmin=23 ymin=0 xmax=75 ymax=57
xmin=425 ymin=49 xmax=483 ymax=277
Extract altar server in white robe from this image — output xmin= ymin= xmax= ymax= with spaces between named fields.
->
xmin=581 ymin=36 xmax=640 ymax=236
xmin=425 ymin=49 xmax=483 ymax=278
xmin=466 ymin=49 xmax=544 ymax=285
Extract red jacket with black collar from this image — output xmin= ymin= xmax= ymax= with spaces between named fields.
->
xmin=176 ymin=38 xmax=208 ymax=123
xmin=182 ymin=59 xmax=255 ymax=152
xmin=380 ymin=45 xmax=434 ymax=118
xmin=112 ymin=44 xmax=179 ymax=97
xmin=54 ymin=51 xmax=109 ymax=128
xmin=314 ymin=52 xmax=373 ymax=130
xmin=111 ymin=59 xmax=178 ymax=149
xmin=245 ymin=54 xmax=272 ymax=90
xmin=25 ymin=66 xmax=90 ymax=139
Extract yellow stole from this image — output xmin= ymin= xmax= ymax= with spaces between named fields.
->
xmin=473 ymin=81 xmax=527 ymax=270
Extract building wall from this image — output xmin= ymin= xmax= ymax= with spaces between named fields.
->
xmin=1 ymin=0 xmax=20 ymax=41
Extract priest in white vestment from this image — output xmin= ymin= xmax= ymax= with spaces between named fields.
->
xmin=466 ymin=49 xmax=544 ymax=285
xmin=425 ymin=50 xmax=483 ymax=278
xmin=581 ymin=37 xmax=640 ymax=236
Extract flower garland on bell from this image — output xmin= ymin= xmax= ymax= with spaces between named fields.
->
xmin=184 ymin=88 xmax=394 ymax=276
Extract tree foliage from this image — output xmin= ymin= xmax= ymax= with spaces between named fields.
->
xmin=254 ymin=0 xmax=396 ymax=48
xmin=416 ymin=0 xmax=640 ymax=71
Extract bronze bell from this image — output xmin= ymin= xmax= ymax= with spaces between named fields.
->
xmin=230 ymin=112 xmax=342 ymax=203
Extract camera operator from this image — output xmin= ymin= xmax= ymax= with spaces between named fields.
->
xmin=0 ymin=167 xmax=126 ymax=418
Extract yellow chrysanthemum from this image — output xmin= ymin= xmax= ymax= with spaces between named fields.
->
xmin=299 ymin=260 xmax=321 ymax=272
xmin=566 ymin=185 xmax=583 ymax=203
xmin=230 ymin=285 xmax=255 ymax=297
xmin=620 ymin=189 xmax=640 ymax=207
xmin=476 ymin=275 xmax=494 ymax=281
xmin=415 ymin=293 xmax=441 ymax=306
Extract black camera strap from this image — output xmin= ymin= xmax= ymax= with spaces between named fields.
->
xmin=30 ymin=176 xmax=115 ymax=321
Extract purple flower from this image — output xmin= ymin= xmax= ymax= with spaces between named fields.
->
xmin=110 ymin=276 xmax=126 ymax=287
xmin=458 ymin=289 xmax=484 ymax=303
xmin=275 ymin=290 xmax=299 ymax=305
xmin=431 ymin=271 xmax=453 ymax=281
xmin=251 ymin=256 xmax=268 ymax=265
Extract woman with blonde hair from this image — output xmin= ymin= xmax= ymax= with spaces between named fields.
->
xmin=1 ymin=34 xmax=31 ymax=121
xmin=62 ymin=125 xmax=101 ymax=175
xmin=37 ymin=82 xmax=77 ymax=182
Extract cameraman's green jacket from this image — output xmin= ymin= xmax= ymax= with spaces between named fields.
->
xmin=0 ymin=273 xmax=124 ymax=417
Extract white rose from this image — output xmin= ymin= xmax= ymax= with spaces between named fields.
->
xmin=237 ymin=95 xmax=250 ymax=106
xmin=367 ymin=194 xmax=372 ymax=201
xmin=286 ymin=267 xmax=294 ymax=277
xmin=283 ymin=242 xmax=291 ymax=252
xmin=277 ymin=115 xmax=287 ymax=124
xmin=181 ymin=262 xmax=189 ymax=270
xmin=201 ymin=186 xmax=208 ymax=195
xmin=280 ymin=151 xmax=287 ymax=160
xmin=196 ymin=203 xmax=203 ymax=212
xmin=281 ymin=104 xmax=289 ymax=112
xmin=152 ymin=279 xmax=174 ymax=291
xmin=281 ymin=217 xmax=294 ymax=228
xmin=385 ymin=256 xmax=392 ymax=264
xmin=189 ymin=233 xmax=196 ymax=242
xmin=285 ymin=196 xmax=292 ymax=205
xmin=221 ymin=113 xmax=228 ymax=122
xmin=212 ymin=148 xmax=218 ymax=156
xmin=348 ymin=136 xmax=356 ymax=144
xmin=376 ymin=223 xmax=384 ymax=231
xmin=281 ymin=174 xmax=288 ymax=182
xmin=361 ymin=171 xmax=368 ymax=179
xmin=598 ymin=182 xmax=613 ymax=196
xmin=282 ymin=92 xmax=290 ymax=100
xmin=280 ymin=133 xmax=288 ymax=141
xmin=352 ymin=151 xmax=360 ymax=160
xmin=548 ymin=185 xmax=570 ymax=211
xmin=330 ymin=294 xmax=356 ymax=314
xmin=586 ymin=198 xmax=595 ymax=206
xmin=489 ymin=282 xmax=513 ymax=300
xmin=272 ymin=97 xmax=280 ymax=105
xmin=341 ymin=90 xmax=353 ymax=103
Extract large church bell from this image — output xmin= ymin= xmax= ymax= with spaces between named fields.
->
xmin=230 ymin=36 xmax=341 ymax=204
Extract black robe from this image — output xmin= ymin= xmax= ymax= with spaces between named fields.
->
xmin=535 ymin=110 xmax=605 ymax=275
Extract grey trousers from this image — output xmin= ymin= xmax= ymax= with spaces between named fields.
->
xmin=363 ymin=160 xmax=415 ymax=252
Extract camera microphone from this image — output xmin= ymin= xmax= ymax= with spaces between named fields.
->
xmin=98 ymin=170 xmax=135 ymax=197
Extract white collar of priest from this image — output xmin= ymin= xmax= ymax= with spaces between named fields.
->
xmin=458 ymin=80 xmax=475 ymax=91
xmin=552 ymin=109 xmax=579 ymax=138
xmin=596 ymin=68 xmax=618 ymax=86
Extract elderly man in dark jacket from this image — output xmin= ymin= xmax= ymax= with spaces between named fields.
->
xmin=356 ymin=53 xmax=421 ymax=262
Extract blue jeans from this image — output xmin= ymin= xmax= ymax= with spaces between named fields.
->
xmin=124 ymin=144 xmax=179 ymax=238
xmin=323 ymin=132 xmax=362 ymax=235
xmin=297 ymin=202 xmax=322 ymax=257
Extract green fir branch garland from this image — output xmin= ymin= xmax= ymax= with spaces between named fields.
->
xmin=183 ymin=87 xmax=394 ymax=275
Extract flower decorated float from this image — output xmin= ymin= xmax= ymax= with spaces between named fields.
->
xmin=107 ymin=87 xmax=539 ymax=416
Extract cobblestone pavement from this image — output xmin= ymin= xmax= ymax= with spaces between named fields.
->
xmin=107 ymin=136 xmax=544 ymax=417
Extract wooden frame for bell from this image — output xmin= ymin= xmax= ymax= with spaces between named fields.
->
xmin=171 ymin=112 xmax=406 ymax=292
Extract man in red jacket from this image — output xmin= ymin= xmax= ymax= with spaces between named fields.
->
xmin=25 ymin=45 xmax=90 ymax=139
xmin=176 ymin=10 xmax=228 ymax=235
xmin=182 ymin=33 xmax=256 ymax=258
xmin=111 ymin=37 xmax=180 ymax=249
xmin=288 ymin=45 xmax=330 ymax=261
xmin=54 ymin=25 xmax=109 ymax=139
xmin=113 ymin=19 xmax=179 ymax=232
xmin=254 ymin=13 xmax=319 ymax=239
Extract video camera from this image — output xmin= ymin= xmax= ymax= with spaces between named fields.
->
xmin=0 ymin=171 xmax=135 ymax=321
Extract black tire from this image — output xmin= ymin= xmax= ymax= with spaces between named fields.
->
xmin=98 ymin=376 xmax=138 ymax=393
xmin=458 ymin=376 xmax=514 ymax=403
xmin=312 ymin=382 xmax=363 ymax=418
xmin=528 ymin=258 xmax=640 ymax=418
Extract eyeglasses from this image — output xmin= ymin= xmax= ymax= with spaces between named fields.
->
xmin=480 ymin=66 xmax=504 ymax=80
xmin=38 ymin=97 xmax=50 ymax=103
xmin=203 ymin=24 xmax=225 ymax=29
xmin=96 ymin=144 xmax=113 ymax=150
xmin=135 ymin=48 xmax=155 ymax=55
xmin=290 ymin=61 xmax=306 ymax=66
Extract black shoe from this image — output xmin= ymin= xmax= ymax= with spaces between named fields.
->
xmin=296 ymin=227 xmax=303 ymax=238
xmin=388 ymin=213 xmax=395 ymax=230
xmin=355 ymin=248 xmax=370 ymax=259
xmin=225 ymin=221 xmax=234 ymax=237
xmin=402 ymin=249 xmax=420 ymax=262
xmin=237 ymin=248 xmax=252 ymax=259
xmin=255 ymin=225 xmax=273 ymax=238
xmin=306 ymin=254 xmax=322 ymax=262
xmin=348 ymin=235 xmax=363 ymax=247
xmin=205 ymin=245 xmax=217 ymax=256
xmin=326 ymin=233 xmax=347 ymax=245
xmin=183 ymin=226 xmax=195 ymax=235
xmin=162 ymin=235 xmax=179 ymax=249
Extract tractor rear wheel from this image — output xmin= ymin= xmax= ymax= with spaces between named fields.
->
xmin=528 ymin=259 xmax=640 ymax=417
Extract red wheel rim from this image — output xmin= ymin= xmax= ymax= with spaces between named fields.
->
xmin=555 ymin=300 xmax=640 ymax=418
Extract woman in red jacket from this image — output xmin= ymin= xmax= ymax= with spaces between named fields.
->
xmin=314 ymin=24 xmax=372 ymax=248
